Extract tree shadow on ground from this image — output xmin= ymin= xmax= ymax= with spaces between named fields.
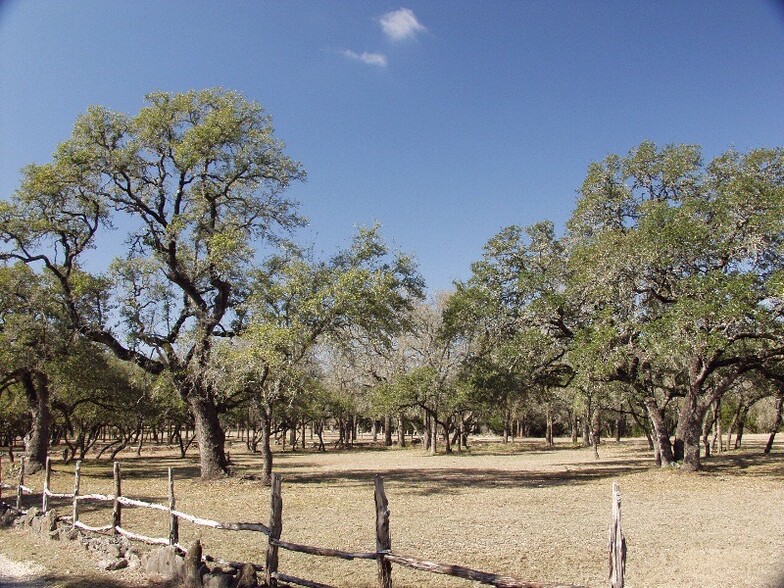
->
xmin=280 ymin=458 xmax=651 ymax=495
xmin=701 ymin=450 xmax=784 ymax=479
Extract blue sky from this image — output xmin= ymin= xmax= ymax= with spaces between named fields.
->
xmin=1 ymin=1 xmax=783 ymax=292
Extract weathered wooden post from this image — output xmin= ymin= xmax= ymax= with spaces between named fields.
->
xmin=374 ymin=474 xmax=392 ymax=588
xmin=72 ymin=460 xmax=82 ymax=524
xmin=112 ymin=461 xmax=122 ymax=532
xmin=42 ymin=457 xmax=52 ymax=512
xmin=16 ymin=456 xmax=26 ymax=510
xmin=609 ymin=481 xmax=626 ymax=588
xmin=168 ymin=467 xmax=179 ymax=546
xmin=265 ymin=474 xmax=283 ymax=588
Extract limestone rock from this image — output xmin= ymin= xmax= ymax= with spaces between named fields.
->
xmin=145 ymin=545 xmax=185 ymax=581
xmin=100 ymin=558 xmax=129 ymax=571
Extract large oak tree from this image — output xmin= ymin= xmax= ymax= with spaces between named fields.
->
xmin=1 ymin=89 xmax=304 ymax=478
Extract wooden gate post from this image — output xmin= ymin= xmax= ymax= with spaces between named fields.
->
xmin=112 ymin=461 xmax=122 ymax=532
xmin=72 ymin=460 xmax=82 ymax=524
xmin=168 ymin=467 xmax=179 ymax=546
xmin=609 ymin=481 xmax=626 ymax=588
xmin=265 ymin=474 xmax=283 ymax=588
xmin=42 ymin=457 xmax=52 ymax=512
xmin=16 ymin=456 xmax=26 ymax=510
xmin=374 ymin=474 xmax=392 ymax=588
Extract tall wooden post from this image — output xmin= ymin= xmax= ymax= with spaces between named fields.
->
xmin=112 ymin=461 xmax=122 ymax=532
xmin=72 ymin=460 xmax=82 ymax=524
xmin=265 ymin=474 xmax=283 ymax=588
xmin=374 ymin=474 xmax=392 ymax=588
xmin=168 ymin=467 xmax=179 ymax=545
xmin=16 ymin=456 xmax=26 ymax=510
xmin=42 ymin=457 xmax=52 ymax=512
xmin=609 ymin=482 xmax=626 ymax=588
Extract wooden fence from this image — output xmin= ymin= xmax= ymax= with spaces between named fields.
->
xmin=0 ymin=455 xmax=626 ymax=588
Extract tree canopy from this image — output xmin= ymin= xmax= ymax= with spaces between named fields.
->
xmin=2 ymin=92 xmax=782 ymax=476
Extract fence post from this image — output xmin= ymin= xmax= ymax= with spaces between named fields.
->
xmin=168 ymin=467 xmax=179 ymax=546
xmin=374 ymin=474 xmax=392 ymax=588
xmin=72 ymin=460 xmax=82 ymax=524
xmin=42 ymin=457 xmax=52 ymax=512
xmin=265 ymin=474 xmax=283 ymax=588
xmin=112 ymin=461 xmax=122 ymax=532
xmin=16 ymin=456 xmax=26 ymax=510
xmin=609 ymin=481 xmax=626 ymax=588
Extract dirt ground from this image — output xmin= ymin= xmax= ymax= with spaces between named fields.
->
xmin=2 ymin=434 xmax=783 ymax=588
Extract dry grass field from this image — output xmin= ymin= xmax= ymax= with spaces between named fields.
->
xmin=2 ymin=434 xmax=783 ymax=588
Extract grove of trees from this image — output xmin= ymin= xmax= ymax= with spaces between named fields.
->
xmin=1 ymin=89 xmax=782 ymax=479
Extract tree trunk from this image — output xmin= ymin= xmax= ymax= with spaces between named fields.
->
xmin=734 ymin=406 xmax=749 ymax=449
xmin=764 ymin=391 xmax=784 ymax=455
xmin=424 ymin=411 xmax=432 ymax=451
xmin=591 ymin=407 xmax=601 ymax=459
xmin=545 ymin=404 xmax=554 ymax=447
xmin=397 ymin=415 xmax=406 ymax=447
xmin=22 ymin=372 xmax=50 ymax=474
xmin=383 ymin=414 xmax=393 ymax=447
xmin=714 ymin=402 xmax=723 ymax=454
xmin=644 ymin=399 xmax=674 ymax=467
xmin=582 ymin=409 xmax=591 ymax=447
xmin=187 ymin=394 xmax=227 ymax=480
xmin=674 ymin=387 xmax=706 ymax=472
xmin=259 ymin=404 xmax=273 ymax=485
xmin=430 ymin=413 xmax=437 ymax=455
xmin=701 ymin=405 xmax=713 ymax=459
xmin=442 ymin=420 xmax=452 ymax=453
xmin=316 ymin=420 xmax=325 ymax=452
xmin=570 ymin=412 xmax=578 ymax=444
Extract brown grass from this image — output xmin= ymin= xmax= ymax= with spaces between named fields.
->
xmin=3 ymin=434 xmax=784 ymax=588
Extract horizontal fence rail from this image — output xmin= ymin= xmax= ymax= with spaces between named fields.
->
xmin=0 ymin=455 xmax=625 ymax=587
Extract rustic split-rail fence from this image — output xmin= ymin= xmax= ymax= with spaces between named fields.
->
xmin=0 ymin=455 xmax=626 ymax=588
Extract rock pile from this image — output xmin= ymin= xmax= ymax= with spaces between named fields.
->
xmin=0 ymin=504 xmax=259 ymax=587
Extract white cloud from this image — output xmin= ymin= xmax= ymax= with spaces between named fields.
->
xmin=379 ymin=8 xmax=426 ymax=41
xmin=341 ymin=49 xmax=388 ymax=67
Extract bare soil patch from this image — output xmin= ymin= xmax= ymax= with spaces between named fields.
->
xmin=3 ymin=434 xmax=783 ymax=587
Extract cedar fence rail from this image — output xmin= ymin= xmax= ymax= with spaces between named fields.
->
xmin=0 ymin=455 xmax=626 ymax=588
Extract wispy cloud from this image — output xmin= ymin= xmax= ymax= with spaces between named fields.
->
xmin=341 ymin=49 xmax=388 ymax=67
xmin=379 ymin=8 xmax=427 ymax=41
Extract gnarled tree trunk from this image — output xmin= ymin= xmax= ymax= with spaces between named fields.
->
xmin=22 ymin=371 xmax=50 ymax=474
xmin=674 ymin=386 xmax=706 ymax=472
xmin=187 ymin=394 xmax=227 ymax=480
xmin=644 ymin=398 xmax=674 ymax=466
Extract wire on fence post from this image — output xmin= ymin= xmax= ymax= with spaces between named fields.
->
xmin=42 ymin=457 xmax=52 ymax=513
xmin=266 ymin=473 xmax=283 ymax=588
xmin=374 ymin=474 xmax=392 ymax=588
xmin=168 ymin=467 xmax=179 ymax=546
xmin=609 ymin=481 xmax=626 ymax=588
xmin=72 ymin=460 xmax=81 ymax=524
xmin=112 ymin=461 xmax=122 ymax=533
xmin=16 ymin=456 xmax=25 ymax=511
